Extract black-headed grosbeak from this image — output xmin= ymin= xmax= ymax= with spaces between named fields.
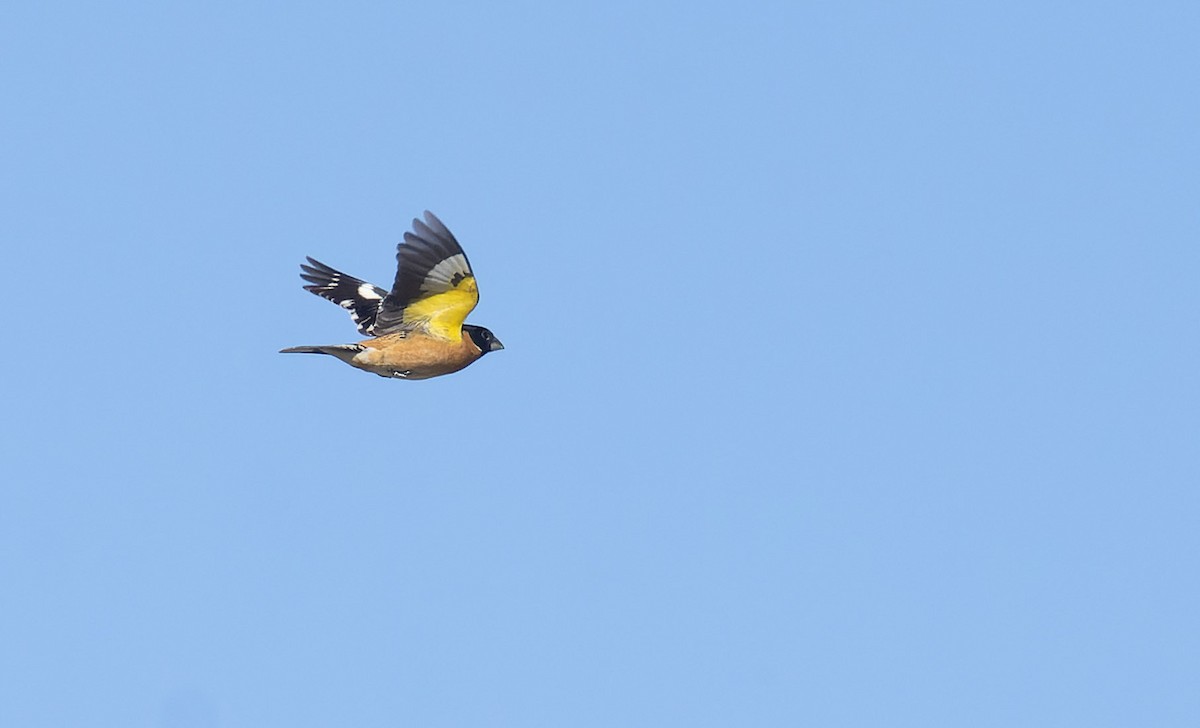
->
xmin=280 ymin=211 xmax=504 ymax=379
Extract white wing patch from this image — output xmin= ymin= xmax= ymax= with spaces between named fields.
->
xmin=358 ymin=283 xmax=383 ymax=300
xmin=421 ymin=253 xmax=471 ymax=293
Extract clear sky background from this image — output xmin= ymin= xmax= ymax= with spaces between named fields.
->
xmin=2 ymin=2 xmax=1198 ymax=726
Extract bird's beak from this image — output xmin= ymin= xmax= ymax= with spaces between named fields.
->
xmin=490 ymin=338 xmax=505 ymax=352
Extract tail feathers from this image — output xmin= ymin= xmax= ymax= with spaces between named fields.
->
xmin=279 ymin=344 xmax=363 ymax=364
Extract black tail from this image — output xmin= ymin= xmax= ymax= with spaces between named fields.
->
xmin=279 ymin=345 xmax=363 ymax=364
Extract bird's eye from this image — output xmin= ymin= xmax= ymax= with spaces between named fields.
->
xmin=482 ymin=331 xmax=492 ymax=340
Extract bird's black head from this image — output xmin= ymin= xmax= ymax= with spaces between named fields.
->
xmin=465 ymin=325 xmax=505 ymax=354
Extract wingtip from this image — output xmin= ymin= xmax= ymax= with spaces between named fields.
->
xmin=421 ymin=209 xmax=446 ymax=229
xmin=303 ymin=255 xmax=332 ymax=272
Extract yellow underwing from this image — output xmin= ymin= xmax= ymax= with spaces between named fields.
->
xmin=401 ymin=275 xmax=479 ymax=340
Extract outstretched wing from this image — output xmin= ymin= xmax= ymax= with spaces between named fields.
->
xmin=373 ymin=211 xmax=479 ymax=340
xmin=299 ymin=257 xmax=388 ymax=336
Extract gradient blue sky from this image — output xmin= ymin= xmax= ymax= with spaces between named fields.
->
xmin=2 ymin=2 xmax=1198 ymax=726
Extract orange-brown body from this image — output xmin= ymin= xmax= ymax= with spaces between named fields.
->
xmin=350 ymin=332 xmax=484 ymax=380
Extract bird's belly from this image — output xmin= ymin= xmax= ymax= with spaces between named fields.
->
xmin=351 ymin=334 xmax=478 ymax=379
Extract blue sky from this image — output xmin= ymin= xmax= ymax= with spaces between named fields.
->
xmin=2 ymin=2 xmax=1198 ymax=726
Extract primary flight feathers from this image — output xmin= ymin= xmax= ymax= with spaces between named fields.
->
xmin=298 ymin=256 xmax=389 ymax=335
xmin=281 ymin=211 xmax=503 ymax=380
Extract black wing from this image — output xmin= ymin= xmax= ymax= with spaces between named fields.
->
xmin=299 ymin=257 xmax=388 ymax=336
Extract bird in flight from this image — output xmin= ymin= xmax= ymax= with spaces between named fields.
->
xmin=280 ymin=211 xmax=504 ymax=379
